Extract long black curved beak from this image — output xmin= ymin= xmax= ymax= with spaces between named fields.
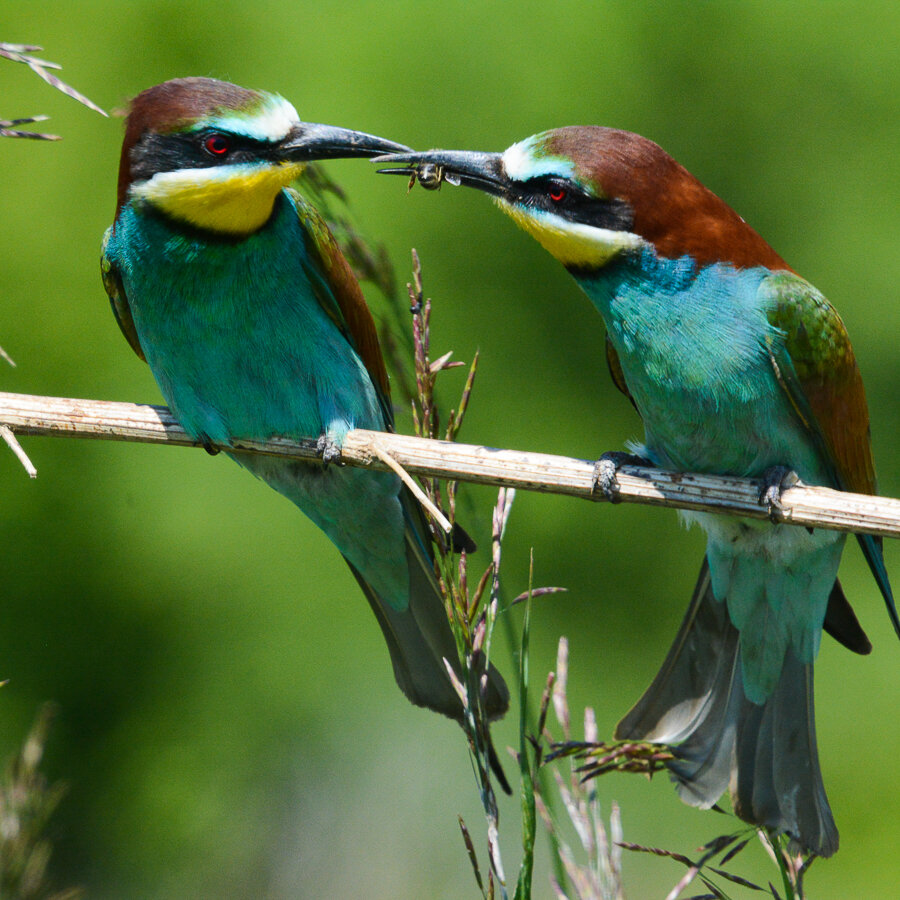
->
xmin=281 ymin=123 xmax=411 ymax=161
xmin=374 ymin=148 xmax=508 ymax=197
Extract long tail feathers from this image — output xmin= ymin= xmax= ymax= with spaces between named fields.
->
xmin=616 ymin=557 xmax=838 ymax=857
xmin=732 ymin=648 xmax=837 ymax=856
xmin=345 ymin=525 xmax=511 ymax=794
xmin=344 ymin=488 xmax=509 ymax=726
xmin=857 ymin=533 xmax=899 ymax=641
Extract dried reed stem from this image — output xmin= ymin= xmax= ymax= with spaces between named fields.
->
xmin=1 ymin=390 xmax=898 ymax=539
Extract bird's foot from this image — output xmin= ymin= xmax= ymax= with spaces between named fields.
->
xmin=315 ymin=433 xmax=343 ymax=468
xmin=592 ymin=451 xmax=653 ymax=503
xmin=758 ymin=464 xmax=800 ymax=521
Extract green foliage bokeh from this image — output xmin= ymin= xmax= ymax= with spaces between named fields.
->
xmin=1 ymin=2 xmax=897 ymax=897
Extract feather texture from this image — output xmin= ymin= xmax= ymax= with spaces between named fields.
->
xmin=617 ymin=558 xmax=839 ymax=856
xmin=382 ymin=124 xmax=892 ymax=854
xmin=103 ymin=178 xmax=508 ymax=725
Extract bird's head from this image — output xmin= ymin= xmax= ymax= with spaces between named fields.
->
xmin=378 ymin=126 xmax=787 ymax=273
xmin=117 ymin=77 xmax=409 ymax=235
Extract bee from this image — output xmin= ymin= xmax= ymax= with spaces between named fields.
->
xmin=415 ymin=163 xmax=446 ymax=190
xmin=379 ymin=161 xmax=461 ymax=192
xmin=399 ymin=163 xmax=461 ymax=192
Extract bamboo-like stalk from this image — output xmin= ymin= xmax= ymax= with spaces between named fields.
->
xmin=1 ymin=390 xmax=898 ymax=539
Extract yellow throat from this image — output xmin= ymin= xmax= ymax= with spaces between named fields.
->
xmin=499 ymin=199 xmax=642 ymax=269
xmin=132 ymin=161 xmax=305 ymax=235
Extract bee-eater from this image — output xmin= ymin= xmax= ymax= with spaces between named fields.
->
xmin=101 ymin=78 xmax=508 ymax=737
xmin=377 ymin=128 xmax=896 ymax=855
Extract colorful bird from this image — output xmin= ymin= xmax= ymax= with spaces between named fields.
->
xmin=101 ymin=78 xmax=508 ymax=738
xmin=377 ymin=128 xmax=896 ymax=855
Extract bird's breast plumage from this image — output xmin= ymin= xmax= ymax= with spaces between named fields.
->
xmin=105 ymin=190 xmax=385 ymax=446
xmin=578 ymin=251 xmax=830 ymax=484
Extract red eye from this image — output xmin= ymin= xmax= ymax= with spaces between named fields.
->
xmin=204 ymin=134 xmax=230 ymax=156
xmin=549 ymin=187 xmax=566 ymax=203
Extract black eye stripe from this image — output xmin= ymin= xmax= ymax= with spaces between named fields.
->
xmin=530 ymin=176 xmax=589 ymax=202
xmin=130 ymin=129 xmax=282 ymax=182
xmin=508 ymin=176 xmax=635 ymax=232
xmin=196 ymin=130 xmax=270 ymax=156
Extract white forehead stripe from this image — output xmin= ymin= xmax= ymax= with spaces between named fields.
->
xmin=204 ymin=94 xmax=299 ymax=143
xmin=501 ymin=136 xmax=577 ymax=181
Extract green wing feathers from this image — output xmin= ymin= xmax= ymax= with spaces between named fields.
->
xmin=604 ymin=335 xmax=639 ymax=410
xmin=101 ymin=228 xmax=146 ymax=362
xmin=288 ymin=188 xmax=392 ymax=417
xmin=763 ymin=272 xmax=874 ymax=495
xmin=763 ymin=272 xmax=897 ymax=637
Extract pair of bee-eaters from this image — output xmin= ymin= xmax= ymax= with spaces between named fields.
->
xmin=102 ymin=77 xmax=895 ymax=857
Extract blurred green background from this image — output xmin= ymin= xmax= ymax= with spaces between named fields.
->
xmin=1 ymin=2 xmax=897 ymax=897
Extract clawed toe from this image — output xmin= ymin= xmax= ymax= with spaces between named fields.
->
xmin=758 ymin=464 xmax=799 ymax=521
xmin=592 ymin=451 xmax=652 ymax=503
xmin=593 ymin=455 xmax=622 ymax=502
xmin=316 ymin=434 xmax=343 ymax=468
